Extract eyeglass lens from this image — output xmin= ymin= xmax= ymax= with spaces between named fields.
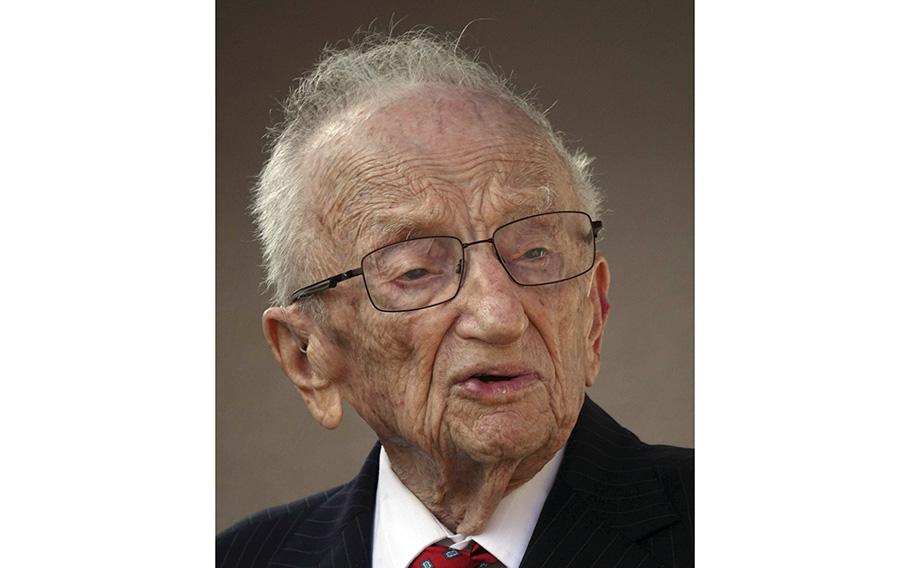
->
xmin=361 ymin=211 xmax=595 ymax=312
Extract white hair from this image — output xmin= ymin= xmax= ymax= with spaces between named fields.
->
xmin=252 ymin=29 xmax=603 ymax=310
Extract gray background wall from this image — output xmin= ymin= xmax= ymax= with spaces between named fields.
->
xmin=217 ymin=0 xmax=693 ymax=532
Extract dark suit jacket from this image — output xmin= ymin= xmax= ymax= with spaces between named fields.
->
xmin=217 ymin=397 xmax=694 ymax=567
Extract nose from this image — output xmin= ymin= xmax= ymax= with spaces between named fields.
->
xmin=452 ymin=243 xmax=529 ymax=345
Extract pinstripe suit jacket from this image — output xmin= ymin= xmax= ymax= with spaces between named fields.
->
xmin=217 ymin=397 xmax=694 ymax=567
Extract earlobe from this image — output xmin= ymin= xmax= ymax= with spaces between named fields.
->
xmin=262 ymin=307 xmax=345 ymax=429
xmin=584 ymin=258 xmax=611 ymax=387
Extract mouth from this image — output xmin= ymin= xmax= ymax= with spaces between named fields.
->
xmin=455 ymin=369 xmax=540 ymax=401
xmin=473 ymin=373 xmax=516 ymax=383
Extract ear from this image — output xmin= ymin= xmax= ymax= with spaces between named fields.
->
xmin=262 ymin=306 xmax=344 ymax=429
xmin=584 ymin=257 xmax=611 ymax=387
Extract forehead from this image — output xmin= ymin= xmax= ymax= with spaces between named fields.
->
xmin=308 ymin=87 xmax=578 ymax=253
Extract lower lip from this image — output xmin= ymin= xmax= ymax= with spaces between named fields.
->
xmin=456 ymin=373 xmax=539 ymax=400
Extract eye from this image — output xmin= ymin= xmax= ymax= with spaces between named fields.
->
xmin=401 ymin=268 xmax=429 ymax=280
xmin=522 ymin=247 xmax=548 ymax=260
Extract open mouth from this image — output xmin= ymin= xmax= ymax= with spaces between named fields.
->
xmin=473 ymin=373 xmax=515 ymax=383
xmin=457 ymin=371 xmax=539 ymax=399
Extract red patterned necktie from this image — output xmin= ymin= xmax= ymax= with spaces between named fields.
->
xmin=409 ymin=542 xmax=499 ymax=568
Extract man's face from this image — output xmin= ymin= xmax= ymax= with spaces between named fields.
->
xmin=300 ymin=87 xmax=608 ymax=470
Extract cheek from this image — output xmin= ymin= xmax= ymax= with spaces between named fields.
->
xmin=343 ymin=298 xmax=417 ymax=372
xmin=340 ymin=306 xmax=444 ymax=433
xmin=531 ymin=285 xmax=590 ymax=392
xmin=561 ymin=290 xmax=593 ymax=370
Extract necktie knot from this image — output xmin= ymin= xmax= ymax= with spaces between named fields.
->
xmin=409 ymin=542 xmax=499 ymax=568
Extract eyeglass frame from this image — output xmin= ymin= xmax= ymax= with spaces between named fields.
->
xmin=288 ymin=210 xmax=603 ymax=313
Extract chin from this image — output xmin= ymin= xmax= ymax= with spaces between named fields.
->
xmin=449 ymin=409 xmax=557 ymax=464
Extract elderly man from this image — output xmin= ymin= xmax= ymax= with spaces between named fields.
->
xmin=218 ymin=31 xmax=693 ymax=568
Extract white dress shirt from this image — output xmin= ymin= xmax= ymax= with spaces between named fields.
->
xmin=372 ymin=446 xmax=564 ymax=568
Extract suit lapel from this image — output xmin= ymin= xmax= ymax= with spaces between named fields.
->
xmin=520 ymin=397 xmax=680 ymax=568
xmin=271 ymin=444 xmax=380 ymax=568
xmin=314 ymin=511 xmax=374 ymax=568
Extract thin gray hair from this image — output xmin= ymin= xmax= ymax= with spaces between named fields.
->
xmin=251 ymin=29 xmax=603 ymax=312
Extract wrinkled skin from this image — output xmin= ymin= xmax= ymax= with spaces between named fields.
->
xmin=264 ymin=86 xmax=610 ymax=533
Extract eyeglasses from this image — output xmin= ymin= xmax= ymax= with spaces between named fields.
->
xmin=289 ymin=210 xmax=602 ymax=313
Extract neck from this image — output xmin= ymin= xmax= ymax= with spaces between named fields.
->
xmin=383 ymin=443 xmax=555 ymax=534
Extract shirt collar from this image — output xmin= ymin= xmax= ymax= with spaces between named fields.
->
xmin=372 ymin=446 xmax=564 ymax=568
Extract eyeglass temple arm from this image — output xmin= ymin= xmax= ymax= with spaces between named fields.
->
xmin=289 ymin=268 xmax=364 ymax=304
xmin=592 ymin=220 xmax=602 ymax=237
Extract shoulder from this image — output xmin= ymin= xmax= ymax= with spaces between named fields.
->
xmin=567 ymin=396 xmax=694 ymax=524
xmin=216 ymin=444 xmax=381 ymax=568
xmin=640 ymin=442 xmax=695 ymax=479
xmin=639 ymin=442 xmax=695 ymax=511
xmin=216 ymin=487 xmax=344 ymax=567
xmin=565 ymin=403 xmax=694 ymax=502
